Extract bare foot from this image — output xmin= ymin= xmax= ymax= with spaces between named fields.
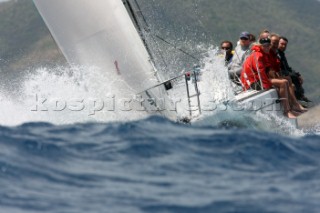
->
xmin=292 ymin=107 xmax=308 ymax=113
xmin=300 ymin=107 xmax=308 ymax=112
xmin=293 ymin=104 xmax=308 ymax=112
xmin=285 ymin=111 xmax=298 ymax=119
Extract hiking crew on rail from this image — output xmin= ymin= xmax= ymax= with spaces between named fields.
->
xmin=220 ymin=30 xmax=311 ymax=118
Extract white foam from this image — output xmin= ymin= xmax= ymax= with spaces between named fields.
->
xmin=169 ymin=47 xmax=234 ymax=119
xmin=176 ymin=47 xmax=308 ymax=135
xmin=0 ymin=65 xmax=148 ymax=126
xmin=0 ymin=47 xmax=316 ymax=136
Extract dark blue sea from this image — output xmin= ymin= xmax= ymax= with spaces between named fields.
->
xmin=1 ymin=116 xmax=320 ymax=213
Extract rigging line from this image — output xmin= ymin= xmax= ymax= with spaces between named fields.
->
xmin=133 ymin=0 xmax=201 ymax=62
xmin=124 ymin=0 xmax=155 ymax=60
xmin=132 ymin=0 xmax=149 ymax=29
xmin=149 ymin=33 xmax=170 ymax=71
xmin=153 ymin=34 xmax=200 ymax=61
xmin=129 ymin=0 xmax=169 ymax=70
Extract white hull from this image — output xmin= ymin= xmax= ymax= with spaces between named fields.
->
xmin=235 ymin=89 xmax=298 ymax=127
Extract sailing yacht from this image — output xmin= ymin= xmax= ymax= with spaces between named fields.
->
xmin=32 ymin=0 xmax=297 ymax=127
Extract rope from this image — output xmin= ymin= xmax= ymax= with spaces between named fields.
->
xmin=253 ymin=51 xmax=264 ymax=90
xmin=131 ymin=0 xmax=201 ymax=62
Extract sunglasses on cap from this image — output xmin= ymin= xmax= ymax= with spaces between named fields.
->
xmin=259 ymin=38 xmax=271 ymax=45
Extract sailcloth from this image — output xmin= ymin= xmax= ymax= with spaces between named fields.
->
xmin=33 ymin=0 xmax=177 ymax=119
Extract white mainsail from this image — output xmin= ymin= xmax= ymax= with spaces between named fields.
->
xmin=33 ymin=0 xmax=177 ymax=120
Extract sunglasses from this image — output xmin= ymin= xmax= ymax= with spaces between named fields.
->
xmin=240 ymin=37 xmax=249 ymax=41
xmin=221 ymin=47 xmax=231 ymax=50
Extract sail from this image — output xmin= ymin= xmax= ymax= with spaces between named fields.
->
xmin=32 ymin=0 xmax=177 ymax=120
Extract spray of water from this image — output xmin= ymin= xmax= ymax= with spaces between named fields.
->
xmin=174 ymin=47 xmax=307 ymax=135
xmin=0 ymin=46 xmax=314 ymax=136
xmin=0 ymin=65 xmax=148 ymax=126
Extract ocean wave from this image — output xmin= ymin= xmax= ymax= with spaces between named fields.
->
xmin=1 ymin=116 xmax=320 ymax=212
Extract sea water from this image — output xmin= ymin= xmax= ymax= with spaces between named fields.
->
xmin=1 ymin=116 xmax=320 ymax=213
xmin=1 ymin=57 xmax=320 ymax=213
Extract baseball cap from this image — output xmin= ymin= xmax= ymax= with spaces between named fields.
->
xmin=239 ymin=31 xmax=250 ymax=39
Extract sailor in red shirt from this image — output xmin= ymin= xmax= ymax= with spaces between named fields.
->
xmin=240 ymin=38 xmax=273 ymax=90
xmin=240 ymin=37 xmax=306 ymax=118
